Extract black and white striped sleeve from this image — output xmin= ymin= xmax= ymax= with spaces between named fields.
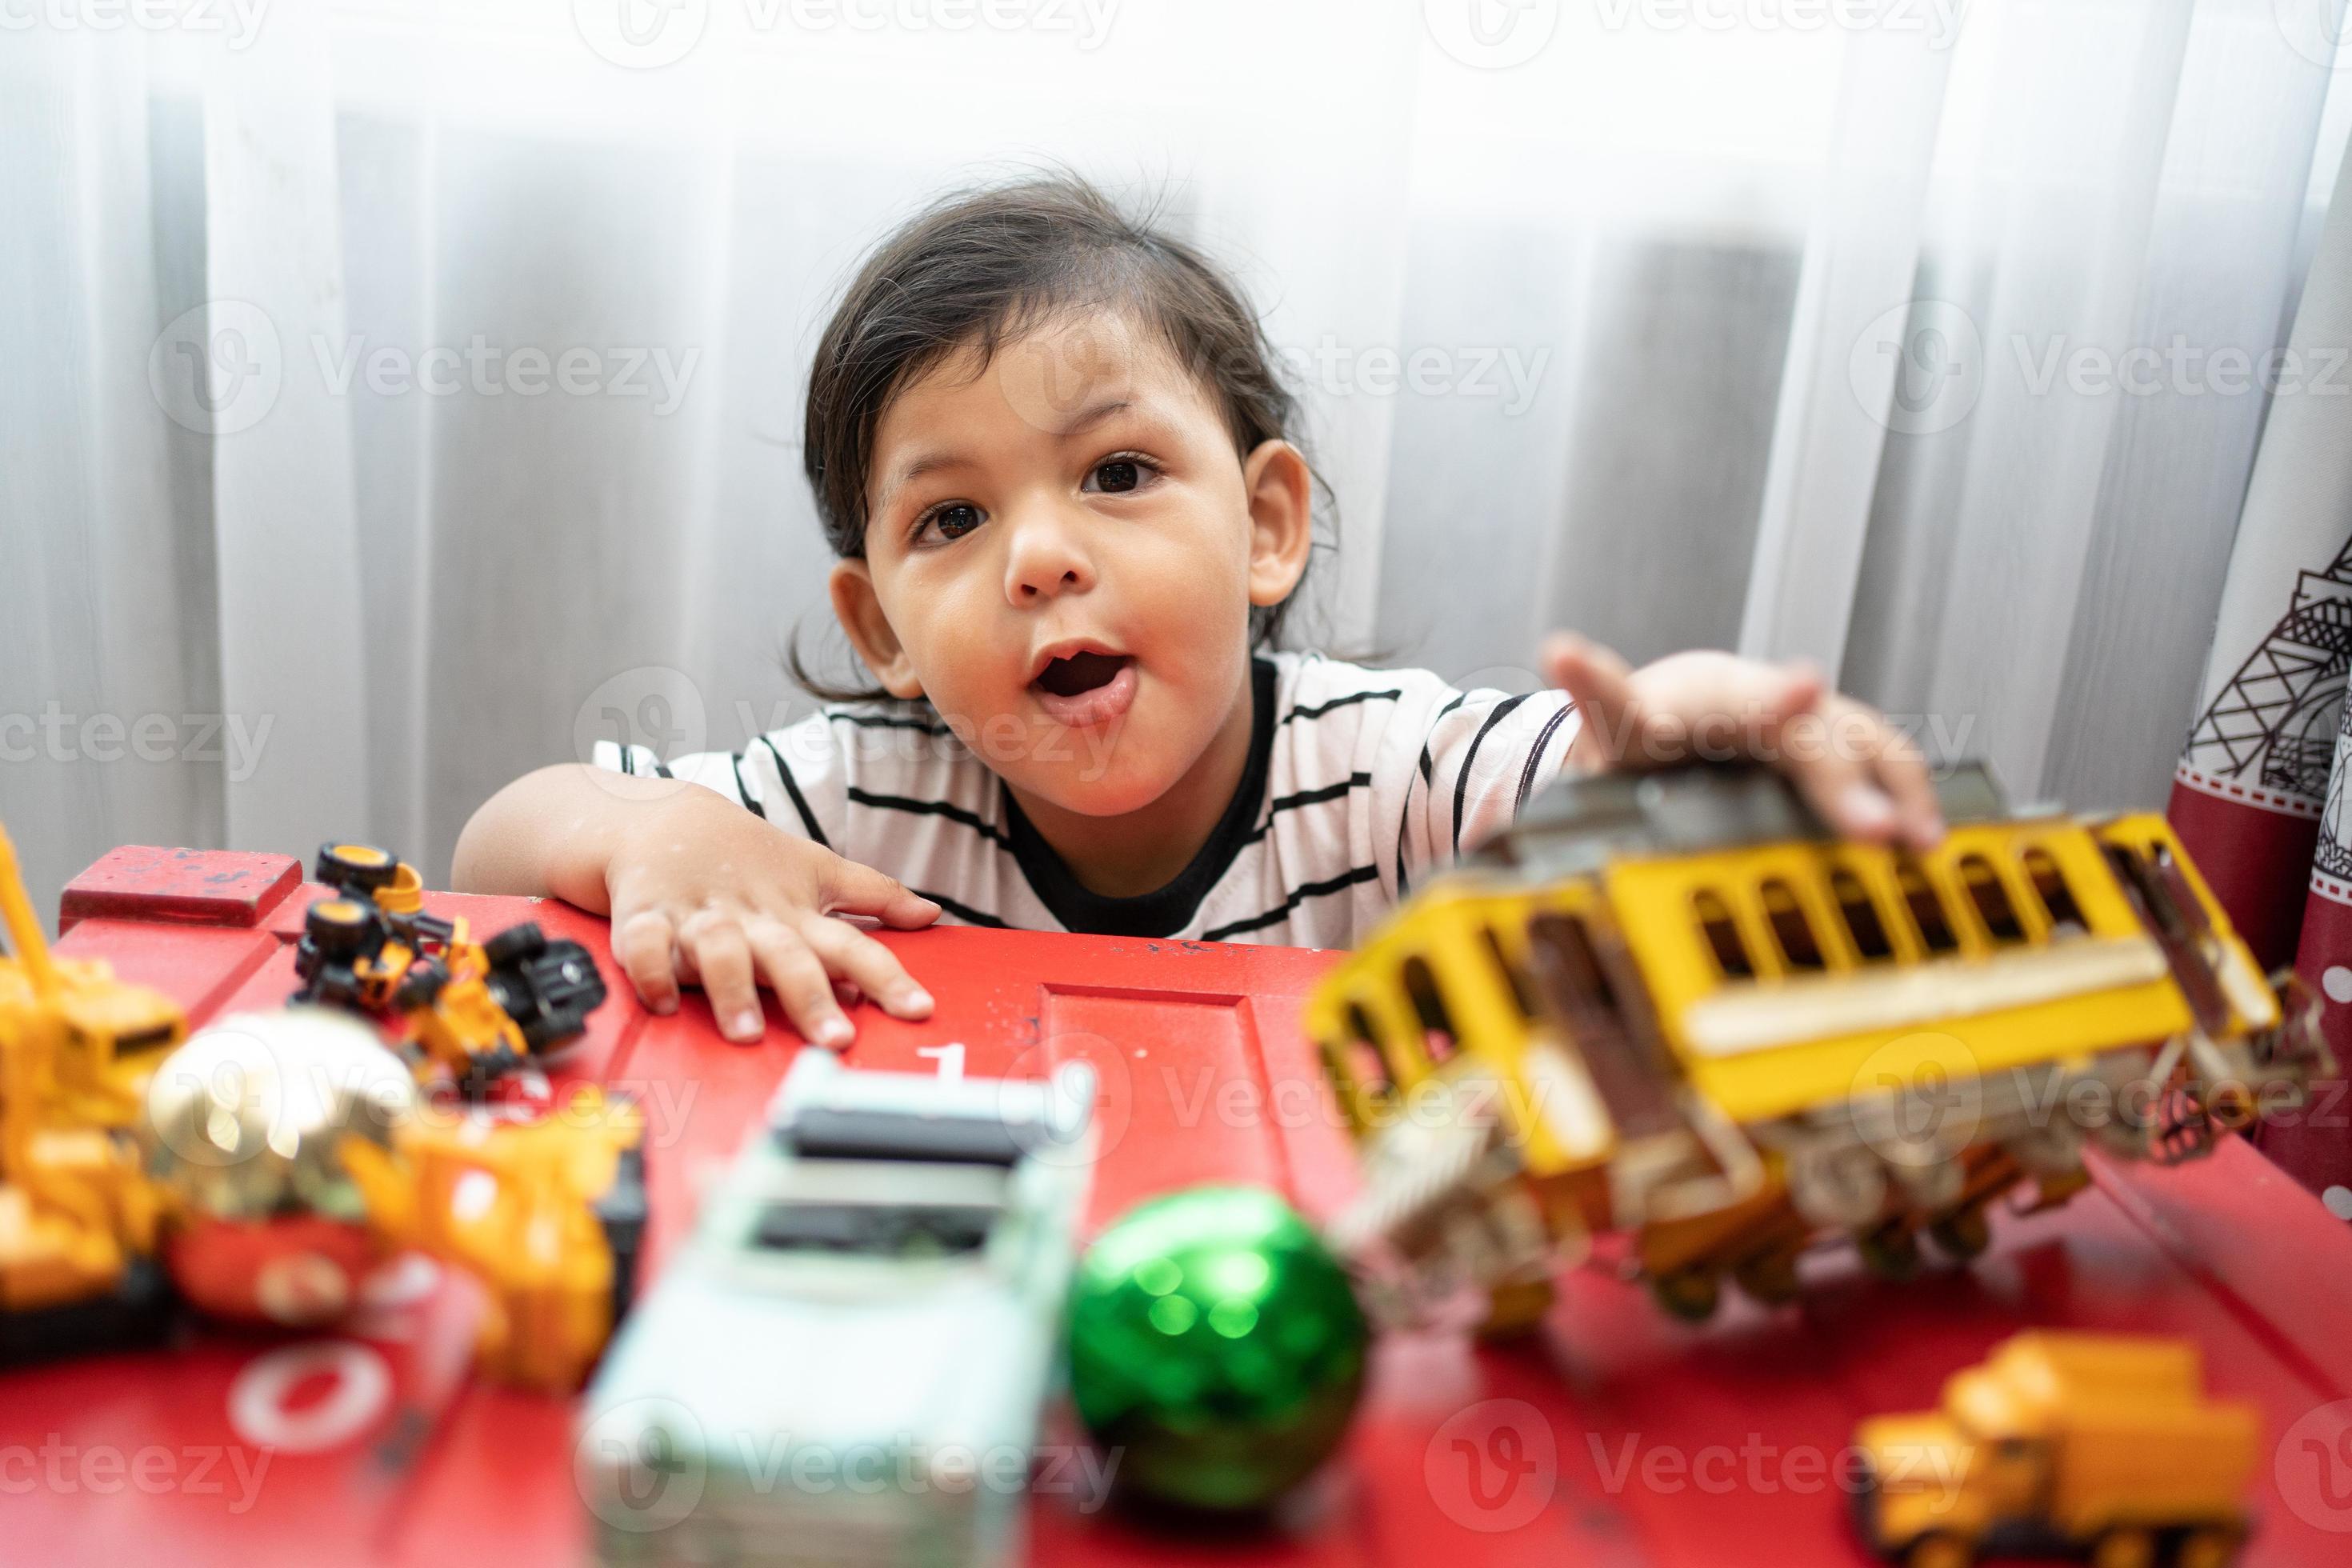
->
xmin=590 ymin=710 xmax=846 ymax=848
xmin=1374 ymin=674 xmax=1578 ymax=894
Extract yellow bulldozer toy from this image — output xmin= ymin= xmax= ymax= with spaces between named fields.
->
xmin=0 ymin=822 xmax=185 ymax=1363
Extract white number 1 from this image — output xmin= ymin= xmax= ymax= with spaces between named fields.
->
xmin=917 ymin=1043 xmax=966 ymax=1083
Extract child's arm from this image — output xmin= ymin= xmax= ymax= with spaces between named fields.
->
xmin=452 ymin=763 xmax=939 ymax=1046
xmin=1545 ymin=634 xmax=1946 ymax=849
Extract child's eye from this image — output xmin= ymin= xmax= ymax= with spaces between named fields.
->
xmin=1084 ymin=454 xmax=1158 ymax=495
xmin=914 ymin=502 xmax=985 ymax=545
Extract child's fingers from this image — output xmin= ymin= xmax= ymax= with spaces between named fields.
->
xmin=798 ymin=914 xmax=934 ymax=1021
xmin=680 ymin=914 xmax=764 ymax=1043
xmin=1546 ymin=633 xmax=1639 ymax=769
xmin=1862 ymin=713 xmax=1945 ymax=850
xmin=747 ymin=920 xmax=852 ymax=1049
xmin=819 ymin=857 xmax=943 ymax=930
xmin=1786 ymin=742 xmax=1900 ymax=843
xmin=1778 ymin=699 xmax=1941 ymax=849
xmin=613 ymin=909 xmax=681 ymax=1015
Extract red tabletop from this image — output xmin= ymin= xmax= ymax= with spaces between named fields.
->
xmin=7 ymin=845 xmax=2352 ymax=1566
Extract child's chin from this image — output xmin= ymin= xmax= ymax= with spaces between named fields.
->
xmin=1008 ymin=753 xmax=1185 ymax=818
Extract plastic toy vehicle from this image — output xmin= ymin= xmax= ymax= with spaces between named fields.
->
xmin=1311 ymin=763 xmax=2333 ymax=1330
xmin=1851 ymin=1331 xmax=2255 ymax=1568
xmin=581 ymin=1050 xmax=1098 ymax=1566
xmin=294 ymin=842 xmax=606 ymax=1094
xmin=0 ymin=822 xmax=182 ymax=1363
xmin=341 ymin=1080 xmax=646 ymax=1392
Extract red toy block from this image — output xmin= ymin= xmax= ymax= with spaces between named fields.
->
xmin=58 ymin=845 xmax=302 ymax=933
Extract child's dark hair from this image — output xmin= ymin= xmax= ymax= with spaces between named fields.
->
xmin=791 ymin=173 xmax=1330 ymax=703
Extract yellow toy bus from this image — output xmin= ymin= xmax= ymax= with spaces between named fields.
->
xmin=1310 ymin=763 xmax=2332 ymax=1330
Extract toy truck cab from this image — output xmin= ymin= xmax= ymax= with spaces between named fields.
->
xmin=582 ymin=1050 xmax=1098 ymax=1567
xmin=1852 ymin=1332 xmax=2255 ymax=1568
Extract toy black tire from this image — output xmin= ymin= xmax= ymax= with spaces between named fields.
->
xmin=304 ymin=898 xmax=379 ymax=958
xmin=518 ymin=1011 xmax=578 ymax=1053
xmin=482 ymin=922 xmax=549 ymax=967
xmin=315 ymin=843 xmax=400 ymax=892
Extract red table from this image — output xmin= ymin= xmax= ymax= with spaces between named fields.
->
xmin=8 ymin=845 xmax=2352 ymax=1566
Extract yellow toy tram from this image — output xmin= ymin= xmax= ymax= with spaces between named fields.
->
xmin=1310 ymin=763 xmax=2333 ymax=1330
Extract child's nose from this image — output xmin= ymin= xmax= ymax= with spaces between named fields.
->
xmin=1003 ymin=512 xmax=1097 ymax=604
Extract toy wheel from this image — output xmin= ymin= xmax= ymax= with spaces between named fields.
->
xmin=1733 ymin=1249 xmax=1802 ymax=1306
xmin=1926 ymin=1206 xmax=1991 ymax=1262
xmin=518 ymin=1009 xmax=587 ymax=1054
xmin=2172 ymin=1526 xmax=2245 ymax=1568
xmin=482 ymin=922 xmax=549 ymax=967
xmin=304 ymin=898 xmax=377 ymax=957
xmin=1856 ymin=1225 xmax=1921 ymax=1282
xmin=1905 ymin=1533 xmax=1974 ymax=1568
xmin=2090 ymin=1526 xmax=2158 ymax=1568
xmin=1649 ymin=1267 xmax=1721 ymax=1322
xmin=315 ymin=843 xmax=399 ymax=892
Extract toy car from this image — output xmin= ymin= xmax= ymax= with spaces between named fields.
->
xmin=1851 ymin=1331 xmax=2255 ymax=1568
xmin=1312 ymin=763 xmax=2333 ymax=1331
xmin=580 ymin=1050 xmax=1097 ymax=1566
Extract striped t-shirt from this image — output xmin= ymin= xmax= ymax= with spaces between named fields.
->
xmin=594 ymin=652 xmax=1579 ymax=950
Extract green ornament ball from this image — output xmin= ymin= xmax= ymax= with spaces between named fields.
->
xmin=1066 ymin=1184 xmax=1369 ymax=1513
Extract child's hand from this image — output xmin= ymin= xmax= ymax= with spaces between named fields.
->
xmin=604 ymin=782 xmax=942 ymax=1046
xmin=1544 ymin=633 xmax=1943 ymax=850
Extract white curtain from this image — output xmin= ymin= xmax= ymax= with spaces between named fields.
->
xmin=5 ymin=0 xmax=2348 ymax=925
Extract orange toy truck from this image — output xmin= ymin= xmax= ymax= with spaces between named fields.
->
xmin=1851 ymin=1331 xmax=2256 ymax=1568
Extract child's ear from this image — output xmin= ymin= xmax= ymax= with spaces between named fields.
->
xmin=1241 ymin=438 xmax=1314 ymax=608
xmin=829 ymin=559 xmax=926 ymax=700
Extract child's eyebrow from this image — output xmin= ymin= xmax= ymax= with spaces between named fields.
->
xmin=1050 ymin=397 xmax=1133 ymax=438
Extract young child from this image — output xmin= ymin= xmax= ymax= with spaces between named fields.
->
xmin=453 ymin=176 xmax=1943 ymax=1049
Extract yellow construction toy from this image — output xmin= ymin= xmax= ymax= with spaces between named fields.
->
xmin=294 ymin=843 xmax=607 ymax=1096
xmin=1851 ymin=1331 xmax=2256 ymax=1568
xmin=341 ymin=1083 xmax=646 ymax=1392
xmin=0 ymin=822 xmax=184 ymax=1362
xmin=1312 ymin=763 xmax=2333 ymax=1331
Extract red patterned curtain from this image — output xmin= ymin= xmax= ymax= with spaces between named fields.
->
xmin=2169 ymin=152 xmax=2352 ymax=1215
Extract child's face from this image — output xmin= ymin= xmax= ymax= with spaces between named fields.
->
xmin=831 ymin=310 xmax=1311 ymax=816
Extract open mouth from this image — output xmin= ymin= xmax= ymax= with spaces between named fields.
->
xmin=1027 ymin=648 xmax=1138 ymax=726
xmin=1034 ymin=650 xmax=1130 ymax=698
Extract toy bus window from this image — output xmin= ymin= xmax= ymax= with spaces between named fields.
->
xmin=1402 ymin=956 xmax=1460 ymax=1064
xmin=1482 ymin=926 xmax=1540 ymax=1018
xmin=1692 ymin=889 xmax=1755 ymax=979
xmin=1895 ymin=858 xmax=1961 ymax=954
xmin=1959 ymin=854 xmax=2026 ymax=944
xmin=2021 ymin=848 xmax=2086 ymax=937
xmin=1829 ymin=867 xmax=1896 ymax=962
xmin=1760 ymin=878 xmax=1826 ymax=971
xmin=1542 ymin=912 xmax=1622 ymax=1014
xmin=1342 ymin=1002 xmax=1397 ymax=1096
